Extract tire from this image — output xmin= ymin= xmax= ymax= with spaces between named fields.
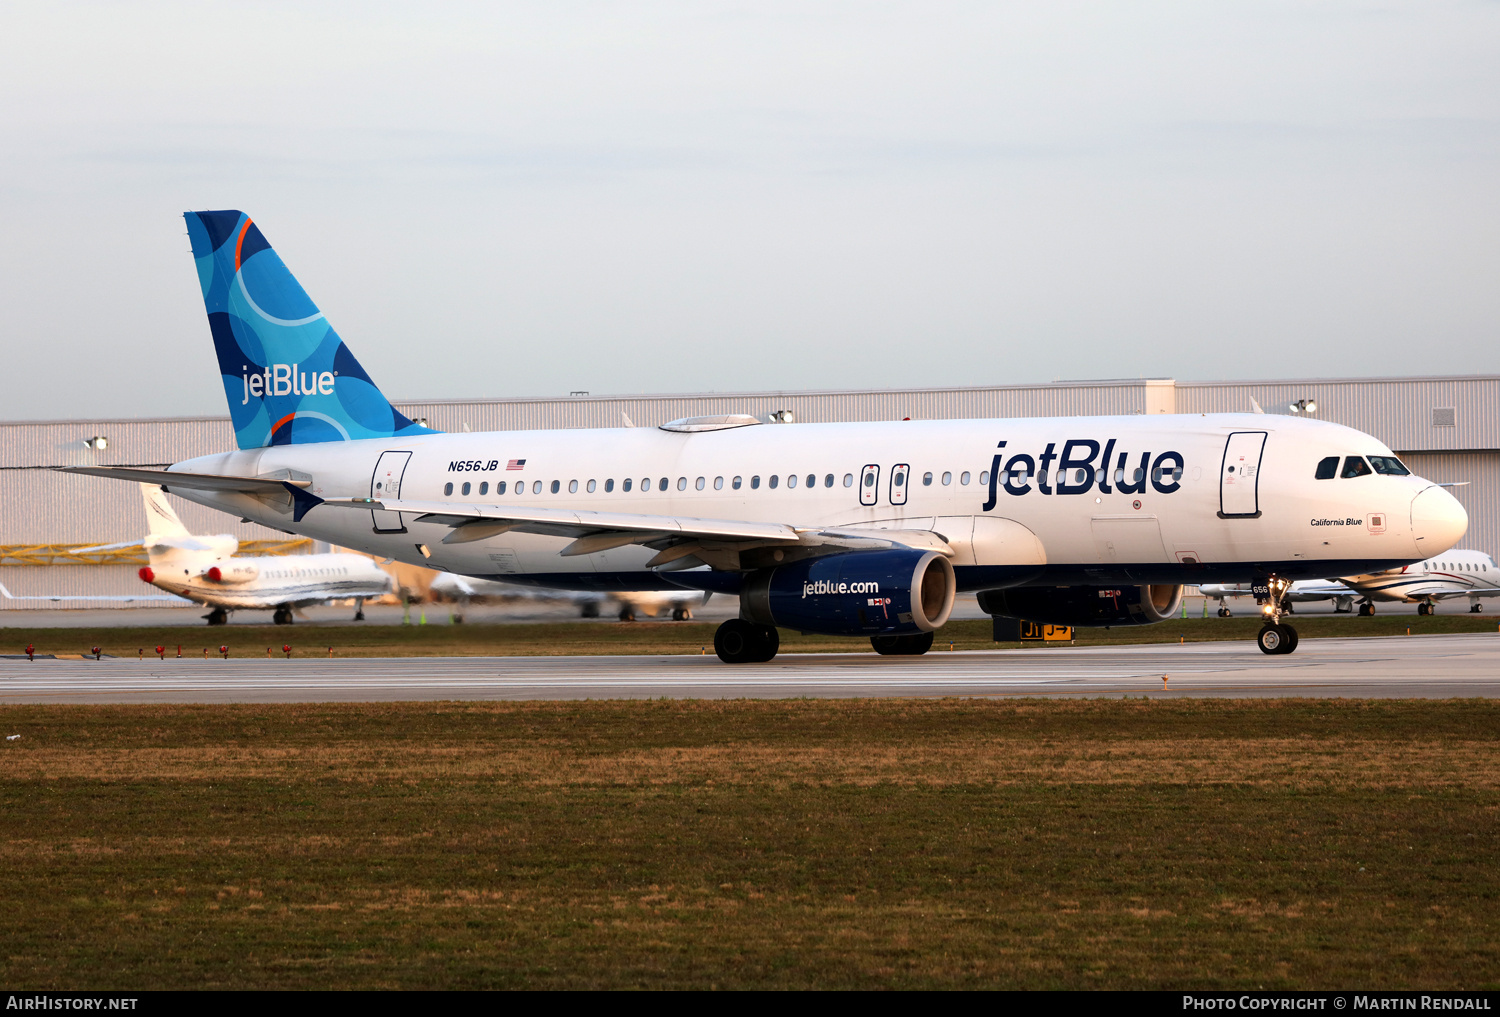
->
xmin=1257 ymin=624 xmax=1293 ymax=655
xmin=871 ymin=632 xmax=935 ymax=655
xmin=205 ymin=608 xmax=227 ymax=626
xmin=618 ymin=608 xmax=636 ymax=622
xmin=1358 ymin=603 xmax=1374 ymax=617
xmin=1472 ymin=604 xmax=1483 ymax=614
xmin=672 ymin=608 xmax=691 ymax=621
xmin=715 ymin=620 xmax=779 ymax=663
xmin=1217 ymin=607 xmax=1231 ymax=618
xmin=1283 ymin=624 xmax=1298 ymax=653
xmin=1417 ymin=603 xmax=1430 ymax=616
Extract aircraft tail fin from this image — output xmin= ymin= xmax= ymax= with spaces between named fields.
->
xmin=141 ymin=484 xmax=190 ymax=539
xmin=183 ymin=210 xmax=438 ymax=449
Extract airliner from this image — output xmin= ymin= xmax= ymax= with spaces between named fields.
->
xmin=62 ymin=210 xmax=1468 ymax=659
xmin=1203 ymin=548 xmax=1500 ymax=617
xmin=133 ymin=482 xmax=392 ymax=624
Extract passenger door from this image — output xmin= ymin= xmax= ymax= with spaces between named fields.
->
xmin=889 ymin=463 xmax=910 ymax=506
xmin=1219 ymin=431 xmax=1267 ymax=518
xmin=371 ymin=451 xmax=412 ymax=533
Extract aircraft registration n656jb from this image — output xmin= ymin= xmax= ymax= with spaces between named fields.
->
xmin=63 ymin=210 xmax=1469 ymax=660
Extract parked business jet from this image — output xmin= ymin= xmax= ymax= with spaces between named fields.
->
xmin=62 ymin=211 xmax=1468 ymax=658
xmin=134 ymin=483 xmax=393 ymax=624
xmin=1200 ymin=579 xmax=1356 ymax=616
xmin=428 ymin=573 xmax=703 ymax=621
xmin=1203 ymin=549 xmax=1499 ymax=617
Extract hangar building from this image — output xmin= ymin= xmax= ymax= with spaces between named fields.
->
xmin=2 ymin=374 xmax=1493 ymax=607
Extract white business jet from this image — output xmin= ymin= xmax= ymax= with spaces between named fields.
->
xmin=1203 ymin=548 xmax=1500 ymax=617
xmin=428 ymin=573 xmax=703 ymax=621
xmin=1200 ymin=579 xmax=1357 ymax=616
xmin=133 ymin=483 xmax=392 ymax=624
xmin=62 ymin=211 xmax=1468 ymax=658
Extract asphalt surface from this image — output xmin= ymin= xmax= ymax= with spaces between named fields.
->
xmin=0 ymin=633 xmax=1495 ymax=703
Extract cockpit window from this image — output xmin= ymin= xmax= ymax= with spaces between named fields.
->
xmin=1341 ymin=456 xmax=1373 ymax=479
xmin=1315 ymin=456 xmax=1339 ymax=480
xmin=1368 ymin=455 xmax=1411 ymax=476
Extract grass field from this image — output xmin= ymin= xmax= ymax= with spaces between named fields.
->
xmin=4 ymin=612 xmax=1499 ymax=659
xmin=1 ymin=699 xmax=1496 ymax=989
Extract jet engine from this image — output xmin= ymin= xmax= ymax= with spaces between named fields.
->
xmin=977 ymin=584 xmax=1183 ymax=626
xmin=739 ymin=549 xmax=956 ymax=636
xmin=201 ymin=563 xmax=259 ymax=584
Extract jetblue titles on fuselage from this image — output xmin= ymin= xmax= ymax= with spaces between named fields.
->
xmin=981 ymin=438 xmax=1185 ymax=511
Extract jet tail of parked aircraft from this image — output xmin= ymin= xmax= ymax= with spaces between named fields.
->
xmin=183 ymin=209 xmax=437 ymax=449
xmin=141 ymin=483 xmax=190 ymax=539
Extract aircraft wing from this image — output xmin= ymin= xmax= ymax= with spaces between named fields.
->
xmin=320 ymin=497 xmax=953 ymax=570
xmin=56 ymin=466 xmax=309 ymax=493
xmin=1431 ymin=587 xmax=1500 ymax=600
xmin=0 ymin=582 xmax=190 ymax=604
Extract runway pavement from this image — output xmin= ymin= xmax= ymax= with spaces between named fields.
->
xmin=0 ymin=633 xmax=1495 ymax=703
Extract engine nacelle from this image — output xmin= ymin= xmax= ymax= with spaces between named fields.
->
xmin=740 ymin=549 xmax=956 ymax=636
xmin=977 ymin=584 xmax=1184 ymax=627
xmin=201 ymin=562 xmax=259 ymax=585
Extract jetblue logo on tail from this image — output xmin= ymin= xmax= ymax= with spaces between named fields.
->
xmin=186 ymin=209 xmax=436 ymax=449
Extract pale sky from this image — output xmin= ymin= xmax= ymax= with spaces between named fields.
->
xmin=2 ymin=1 xmax=1497 ymax=420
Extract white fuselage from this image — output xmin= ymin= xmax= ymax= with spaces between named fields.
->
xmin=145 ymin=543 xmax=393 ymax=610
xmin=1340 ymin=549 xmax=1500 ymax=603
xmin=159 ymin=413 xmax=1468 ymax=595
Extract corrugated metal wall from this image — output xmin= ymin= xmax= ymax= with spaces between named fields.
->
xmin=3 ymin=375 xmax=1496 ymax=608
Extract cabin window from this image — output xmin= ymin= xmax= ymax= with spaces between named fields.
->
xmin=843 ymin=473 xmax=854 ymax=487
xmin=960 ymin=471 xmax=971 ymax=485
xmin=922 ymin=472 xmax=933 ymax=486
xmin=1341 ymin=456 xmax=1373 ymax=479
xmin=733 ymin=476 xmax=742 ymax=490
xmin=714 ymin=476 xmax=724 ymax=490
xmin=864 ymin=472 xmax=875 ymax=488
xmin=676 ymin=477 xmax=687 ymax=491
xmin=550 ymin=480 xmax=561 ymax=494
xmin=640 ymin=477 xmax=651 ymax=490
xmin=622 ymin=478 xmax=632 ymax=492
xmin=498 ymin=481 xmax=508 ymax=495
xmin=787 ymin=474 xmax=798 ymax=489
xmin=751 ymin=476 xmax=761 ymax=489
xmin=568 ymin=480 xmax=578 ymax=493
xmin=769 ymin=475 xmax=779 ymax=489
xmin=587 ymin=479 xmax=597 ymax=493
xmin=1134 ymin=468 xmax=1145 ymax=484
xmin=461 ymin=482 xmax=471 ymax=496
xmin=893 ymin=472 xmax=905 ymax=488
xmin=1113 ymin=468 xmax=1124 ymax=485
xmin=807 ymin=474 xmax=816 ymax=489
xmin=444 ymin=482 xmax=453 ymax=496
xmin=480 ymin=482 xmax=489 ymax=495
xmin=532 ymin=481 xmax=542 ymax=494
xmin=1315 ymin=456 xmax=1340 ymax=480
xmin=603 ymin=479 xmax=613 ymax=492
xmin=1369 ymin=455 xmax=1410 ymax=476
xmin=942 ymin=472 xmax=952 ymax=486
xmin=696 ymin=477 xmax=705 ymax=491
xmin=980 ymin=471 xmax=990 ymax=485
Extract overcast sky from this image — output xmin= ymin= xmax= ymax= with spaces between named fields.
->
xmin=2 ymin=1 xmax=1497 ymax=421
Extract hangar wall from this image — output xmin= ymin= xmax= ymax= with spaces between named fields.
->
xmin=2 ymin=375 xmax=1494 ymax=607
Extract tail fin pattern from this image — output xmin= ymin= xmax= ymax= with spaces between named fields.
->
xmin=184 ymin=210 xmax=436 ymax=448
xmin=140 ymin=483 xmax=190 ymax=538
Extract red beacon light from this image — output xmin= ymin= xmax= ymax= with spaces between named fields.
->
xmin=138 ymin=566 xmax=155 ymax=583
xmin=205 ymin=567 xmax=222 ymax=582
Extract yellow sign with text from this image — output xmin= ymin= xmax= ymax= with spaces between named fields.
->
xmin=1019 ymin=621 xmax=1074 ymax=642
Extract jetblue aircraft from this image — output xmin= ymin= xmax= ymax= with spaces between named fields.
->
xmin=63 ymin=210 xmax=1468 ymax=659
xmin=1204 ymin=548 xmax=1500 ymax=617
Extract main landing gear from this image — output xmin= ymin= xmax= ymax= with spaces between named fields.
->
xmin=713 ymin=619 xmax=779 ymax=663
xmin=1417 ymin=602 xmax=1435 ymax=616
xmin=204 ymin=607 xmax=228 ymax=626
xmin=1217 ymin=605 xmax=1232 ymax=618
xmin=1256 ymin=576 xmax=1299 ymax=655
xmin=272 ymin=606 xmax=294 ymax=625
xmin=1358 ymin=601 xmax=1376 ymax=617
xmin=871 ymin=632 xmax=934 ymax=656
xmin=1472 ymin=602 xmax=1484 ymax=614
xmin=353 ymin=597 xmax=366 ymax=622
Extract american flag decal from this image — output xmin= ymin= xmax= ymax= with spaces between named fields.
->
xmin=506 ymin=459 xmax=526 ymax=470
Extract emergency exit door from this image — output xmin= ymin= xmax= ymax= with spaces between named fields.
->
xmin=371 ymin=451 xmax=413 ymax=533
xmin=859 ymin=464 xmax=880 ymax=506
xmin=1219 ymin=431 xmax=1266 ymax=518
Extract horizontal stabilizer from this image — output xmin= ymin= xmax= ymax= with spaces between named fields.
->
xmin=57 ymin=466 xmax=309 ymax=494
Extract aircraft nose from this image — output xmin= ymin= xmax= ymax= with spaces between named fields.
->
xmin=1411 ymin=485 xmax=1468 ymax=553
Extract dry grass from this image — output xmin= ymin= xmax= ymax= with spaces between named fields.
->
xmin=0 ymin=699 xmax=1496 ymax=989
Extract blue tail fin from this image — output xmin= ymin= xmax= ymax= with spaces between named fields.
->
xmin=184 ymin=210 xmax=437 ymax=448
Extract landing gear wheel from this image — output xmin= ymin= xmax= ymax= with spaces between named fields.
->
xmin=204 ymin=607 xmax=228 ymax=626
xmin=272 ymin=607 xmax=293 ymax=625
xmin=1472 ymin=603 xmax=1483 ymax=614
xmin=871 ymin=632 xmax=935 ymax=656
xmin=714 ymin=619 xmax=779 ymax=663
xmin=1358 ymin=603 xmax=1375 ymax=617
xmin=1417 ymin=602 xmax=1431 ymax=616
xmin=1217 ymin=607 xmax=1232 ymax=618
xmin=618 ymin=608 xmax=636 ymax=622
xmin=1257 ymin=623 xmax=1297 ymax=655
xmin=672 ymin=607 xmax=692 ymax=621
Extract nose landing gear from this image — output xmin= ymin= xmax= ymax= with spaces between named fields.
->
xmin=1256 ymin=576 xmax=1299 ymax=655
